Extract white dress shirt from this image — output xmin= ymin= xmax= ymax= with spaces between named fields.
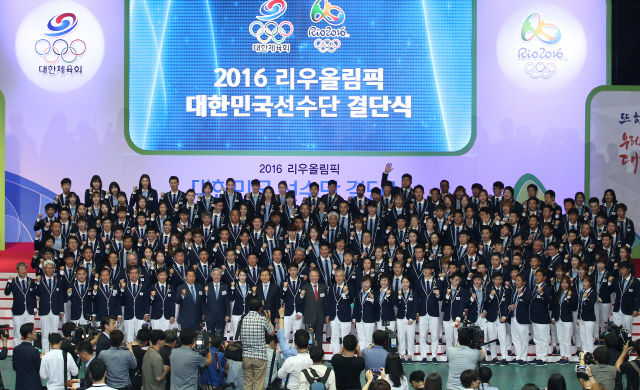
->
xmin=40 ymin=348 xmax=79 ymax=390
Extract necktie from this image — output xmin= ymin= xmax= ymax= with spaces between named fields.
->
xmin=623 ymin=279 xmax=627 ymax=291
xmin=234 ymin=225 xmax=238 ymax=236
xmin=111 ymin=268 xmax=115 ymax=280
xmin=105 ymin=284 xmax=110 ymax=295
xmin=368 ymin=219 xmax=373 ymax=232
xmin=324 ymin=260 xmax=330 ymax=284
xmin=418 ymin=202 xmax=422 ymax=215
xmin=254 ymin=232 xmax=259 ymax=241
xmin=172 ymin=194 xmax=177 ymax=205
xmin=215 ymin=284 xmax=219 ymax=298
xmin=161 ymin=285 xmax=165 ymax=296
xmin=264 ymin=284 xmax=268 ymax=298
xmin=80 ymin=284 xmax=85 ymax=296
xmin=314 ymin=284 xmax=318 ymax=300
xmin=244 ymin=246 xmax=249 ymax=257
xmin=191 ymin=285 xmax=196 ymax=302
xmin=22 ymin=280 xmax=27 ymax=292
xmin=203 ymin=264 xmax=208 ymax=277
xmin=204 ymin=228 xmax=209 ymax=238
xmin=345 ymin=266 xmax=350 ymax=278
xmin=253 ymin=268 xmax=257 ymax=281
xmin=455 ymin=226 xmax=460 ymax=245
xmin=214 ymin=215 xmax=219 ymax=229
xmin=341 ymin=217 xmax=346 ymax=229
xmin=330 ymin=229 xmax=335 ymax=243
xmin=230 ymin=265 xmax=235 ymax=276
xmin=133 ymin=283 xmax=137 ymax=295
xmin=395 ymin=278 xmax=400 ymax=291
xmin=427 ymin=280 xmax=431 ymax=294
xmin=268 ymin=241 xmax=273 ymax=258
xmin=278 ymin=266 xmax=284 ymax=284
xmin=530 ymin=273 xmax=534 ymax=288
xmin=49 ymin=278 xmax=53 ymax=292
xmin=63 ymin=224 xmax=67 ymax=236
xmin=180 ymin=266 xmax=184 ymax=279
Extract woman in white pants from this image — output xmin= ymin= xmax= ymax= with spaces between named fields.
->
xmin=551 ymin=276 xmax=576 ymax=364
xmin=354 ymin=276 xmax=377 ymax=348
xmin=577 ymin=276 xmax=597 ymax=354
xmin=229 ymin=270 xmax=254 ymax=340
xmin=395 ymin=278 xmax=417 ymax=363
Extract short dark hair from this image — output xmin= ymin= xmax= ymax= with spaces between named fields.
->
xmin=110 ymin=330 xmax=125 ymax=348
xmin=478 ymin=367 xmax=493 ymax=383
xmin=149 ymin=329 xmax=166 ymax=345
xmin=460 ymin=370 xmax=479 ymax=389
xmin=49 ymin=333 xmax=62 ymax=345
xmin=165 ymin=330 xmax=178 ymax=344
xmin=294 ymin=330 xmax=310 ymax=349
xmin=309 ymin=346 xmax=324 ymax=362
xmin=522 ymin=384 xmax=540 ymax=390
xmin=593 ymin=346 xmax=609 ymax=364
xmin=62 ymin=322 xmax=77 ymax=337
xmin=77 ymin=341 xmax=94 ymax=355
xmin=90 ymin=358 xmax=108 ymax=382
xmin=101 ymin=316 xmax=115 ymax=331
xmin=180 ymin=328 xmax=196 ymax=346
xmin=342 ymin=334 xmax=357 ymax=352
xmin=248 ymin=298 xmax=263 ymax=312
xmin=372 ymin=330 xmax=387 ymax=346
xmin=20 ymin=323 xmax=34 ymax=339
xmin=457 ymin=327 xmax=474 ymax=347
xmin=409 ymin=370 xmax=425 ymax=383
xmin=136 ymin=328 xmax=151 ymax=343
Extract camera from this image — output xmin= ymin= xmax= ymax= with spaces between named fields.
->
xmin=372 ymin=368 xmax=382 ymax=382
xmin=601 ymin=321 xmax=631 ymax=347
xmin=72 ymin=324 xmax=99 ymax=344
xmin=0 ymin=325 xmax=9 ymax=339
xmin=305 ymin=324 xmax=316 ymax=346
xmin=381 ymin=321 xmax=398 ymax=353
xmin=194 ymin=323 xmax=210 ymax=357
xmin=575 ymin=365 xmax=587 ymax=373
xmin=460 ymin=321 xmax=491 ymax=349
xmin=580 ymin=351 xmax=595 ymax=365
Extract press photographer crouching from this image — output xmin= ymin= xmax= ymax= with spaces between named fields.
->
xmin=170 ymin=328 xmax=213 ymax=390
xmin=616 ymin=339 xmax=640 ymax=390
xmin=445 ymin=326 xmax=485 ymax=390
xmin=200 ymin=333 xmax=229 ymax=390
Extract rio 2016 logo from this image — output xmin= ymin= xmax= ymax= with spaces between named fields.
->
xmin=250 ymin=0 xmax=294 ymax=53
xmin=518 ymin=13 xmax=564 ymax=79
xmin=309 ymin=0 xmax=349 ymax=53
xmin=35 ymin=13 xmax=86 ymax=65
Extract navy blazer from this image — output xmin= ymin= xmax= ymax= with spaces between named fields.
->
xmin=528 ymin=283 xmax=552 ymax=324
xmin=442 ymin=286 xmax=469 ymax=322
xmin=67 ymin=281 xmax=94 ymax=321
xmin=35 ymin=276 xmax=65 ymax=316
xmin=377 ymin=288 xmax=398 ymax=321
xmin=12 ymin=342 xmax=42 ymax=390
xmin=120 ymin=281 xmax=149 ymax=320
xmin=593 ymin=270 xmax=612 ymax=303
xmin=484 ymin=285 xmax=511 ymax=323
xmin=609 ymin=276 xmax=640 ymax=315
xmin=325 ymin=284 xmax=354 ymax=322
xmin=577 ymin=288 xmax=597 ymax=322
xmin=176 ymin=283 xmax=206 ymax=329
xmin=395 ymin=289 xmax=417 ymax=320
xmin=466 ymin=286 xmax=489 ymax=323
xmin=352 ymin=289 xmax=378 ymax=323
xmin=281 ymin=278 xmax=305 ymax=316
xmin=257 ymin=282 xmax=281 ymax=318
xmin=551 ymin=290 xmax=577 ymax=323
xmin=415 ymin=276 xmax=442 ymax=317
xmin=4 ymin=277 xmax=37 ymax=316
xmin=230 ymin=283 xmax=255 ymax=316
xmin=204 ymin=282 xmax=231 ymax=321
xmin=508 ymin=286 xmax=532 ymax=324
xmin=149 ymin=283 xmax=176 ymax=320
xmin=93 ymin=282 xmax=122 ymax=320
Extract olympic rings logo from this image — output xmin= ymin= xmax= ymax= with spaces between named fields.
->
xmin=524 ymin=62 xmax=556 ymax=78
xmin=314 ymin=38 xmax=341 ymax=53
xmin=35 ymin=39 xmax=86 ymax=64
xmin=249 ymin=21 xmax=294 ymax=44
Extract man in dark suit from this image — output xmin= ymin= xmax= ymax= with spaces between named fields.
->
xmin=257 ymin=269 xmax=281 ymax=326
xmin=12 ymin=322 xmax=44 ymax=390
xmin=96 ymin=316 xmax=118 ymax=357
xmin=204 ymin=268 xmax=231 ymax=333
xmin=176 ymin=269 xmax=206 ymax=330
xmin=296 ymin=268 xmax=328 ymax=346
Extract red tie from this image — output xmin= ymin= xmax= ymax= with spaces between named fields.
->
xmin=314 ymin=284 xmax=318 ymax=300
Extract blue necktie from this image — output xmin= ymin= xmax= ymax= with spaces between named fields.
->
xmin=191 ymin=285 xmax=196 ymax=302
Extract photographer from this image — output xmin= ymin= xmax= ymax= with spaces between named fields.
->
xmin=363 ymin=330 xmax=390 ymax=371
xmin=100 ymin=329 xmax=137 ymax=390
xmin=61 ymin=322 xmax=80 ymax=364
xmin=615 ymin=339 xmax=640 ymax=390
xmin=160 ymin=330 xmax=178 ymax=390
xmin=583 ymin=347 xmax=616 ymax=390
xmin=241 ymin=298 xmax=275 ymax=390
xmin=445 ymin=327 xmax=484 ymax=390
xmin=142 ymin=330 xmax=170 ymax=390
xmin=603 ymin=332 xmax=625 ymax=390
xmin=277 ymin=328 xmax=312 ymax=390
xmin=39 ymin=332 xmax=79 ymax=390
xmin=200 ymin=334 xmax=228 ymax=389
xmin=96 ymin=316 xmax=118 ymax=357
xmin=170 ymin=328 xmax=213 ymax=390
xmin=130 ymin=328 xmax=150 ymax=390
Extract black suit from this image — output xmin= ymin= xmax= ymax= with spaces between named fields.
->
xmin=13 ymin=342 xmax=42 ymax=390
xmin=257 ymin=282 xmax=281 ymax=325
xmin=296 ymin=283 xmax=328 ymax=345
xmin=95 ymin=332 xmax=111 ymax=357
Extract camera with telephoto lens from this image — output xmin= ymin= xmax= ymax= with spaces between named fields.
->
xmin=0 ymin=324 xmax=9 ymax=339
xmin=72 ymin=324 xmax=99 ymax=344
xmin=305 ymin=324 xmax=316 ymax=346
xmin=194 ymin=323 xmax=210 ymax=356
xmin=381 ymin=321 xmax=398 ymax=353
xmin=460 ymin=321 xmax=486 ymax=349
xmin=601 ymin=321 xmax=631 ymax=347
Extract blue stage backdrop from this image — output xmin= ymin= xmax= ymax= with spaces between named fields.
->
xmin=128 ymin=0 xmax=473 ymax=153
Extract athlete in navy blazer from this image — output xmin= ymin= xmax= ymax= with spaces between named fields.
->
xmin=4 ymin=273 xmax=37 ymax=318
xmin=93 ymin=268 xmax=122 ymax=322
xmin=175 ymin=270 xmax=206 ymax=330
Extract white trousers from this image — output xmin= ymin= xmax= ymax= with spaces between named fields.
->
xmin=231 ymin=315 xmax=242 ymax=340
xmin=475 ymin=318 xmax=488 ymax=355
xmin=12 ymin=313 xmax=34 ymax=347
xmin=612 ymin=311 xmax=634 ymax=334
xmin=63 ymin=302 xmax=71 ymax=324
xmin=283 ymin=314 xmax=304 ymax=345
xmin=531 ymin=323 xmax=550 ymax=362
xmin=556 ymin=320 xmax=573 ymax=358
xmin=41 ymin=313 xmax=60 ymax=351
xmin=496 ymin=322 xmax=509 ymax=359
xmin=125 ymin=318 xmax=147 ymax=342
xmin=550 ymin=316 xmax=558 ymax=346
xmin=330 ymin=318 xmax=352 ymax=354
xmin=418 ymin=315 xmax=440 ymax=359
xmin=484 ymin=319 xmax=498 ymax=356
xmin=443 ymin=321 xmax=458 ymax=349
xmin=376 ymin=321 xmax=396 ymax=331
xmin=396 ymin=318 xmax=416 ymax=358
xmin=356 ymin=322 xmax=375 ymax=347
xmin=572 ymin=311 xmax=582 ymax=348
xmin=151 ymin=318 xmax=171 ymax=331
xmin=594 ymin=303 xmax=611 ymax=338
xmin=578 ymin=320 xmax=596 ymax=353
xmin=511 ymin=319 xmax=529 ymax=362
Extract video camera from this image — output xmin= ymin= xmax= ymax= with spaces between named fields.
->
xmin=305 ymin=324 xmax=316 ymax=346
xmin=459 ymin=320 xmax=495 ymax=349
xmin=195 ymin=323 xmax=210 ymax=357
xmin=381 ymin=321 xmax=398 ymax=353
xmin=601 ymin=321 xmax=631 ymax=347
xmin=72 ymin=324 xmax=99 ymax=344
xmin=0 ymin=325 xmax=9 ymax=339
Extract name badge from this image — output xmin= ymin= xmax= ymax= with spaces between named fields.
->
xmin=408 ymin=297 xmax=413 ymax=301
xmin=112 ymin=291 xmax=118 ymax=296
xmin=221 ymin=291 xmax=227 ymax=295
xmin=199 ymin=291 xmax=203 ymax=295
xmin=320 ymin=293 xmax=325 ymax=297
xmin=168 ymin=293 xmax=172 ymax=297
xmin=455 ymin=297 xmax=460 ymax=300
xmin=630 ymin=289 xmax=634 ymax=292
xmin=366 ymin=298 xmax=373 ymax=302
xmin=96 ymin=250 xmax=100 ymax=253
xmin=140 ymin=292 xmax=144 ymax=296
xmin=352 ymin=275 xmax=356 ymax=279
xmin=56 ymin=288 xmax=59 ymax=291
